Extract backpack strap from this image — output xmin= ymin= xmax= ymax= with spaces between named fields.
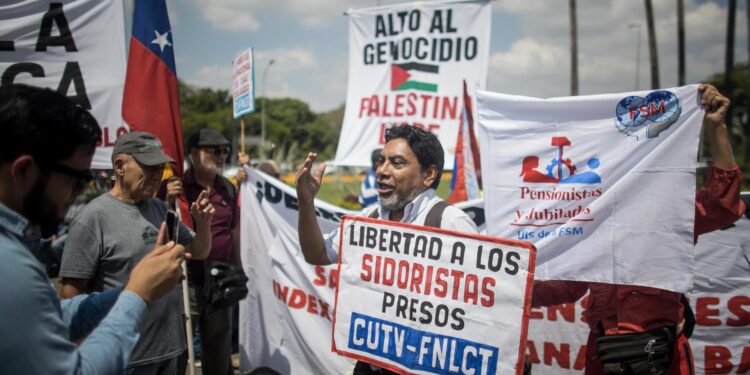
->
xmin=424 ymin=201 xmax=448 ymax=228
xmin=368 ymin=200 xmax=448 ymax=228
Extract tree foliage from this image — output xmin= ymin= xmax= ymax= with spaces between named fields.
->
xmin=178 ymin=80 xmax=343 ymax=165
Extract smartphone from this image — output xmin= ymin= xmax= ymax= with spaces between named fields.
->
xmin=165 ymin=209 xmax=178 ymax=242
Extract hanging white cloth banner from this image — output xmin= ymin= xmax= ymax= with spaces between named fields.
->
xmin=334 ymin=0 xmax=491 ymax=168
xmin=477 ymin=85 xmax=703 ymax=292
xmin=0 ymin=1 xmax=127 ymax=169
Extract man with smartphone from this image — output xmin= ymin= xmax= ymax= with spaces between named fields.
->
xmin=0 ymin=84 xmax=191 ymax=374
xmin=159 ymin=128 xmax=242 ymax=375
xmin=60 ymin=131 xmax=214 ymax=374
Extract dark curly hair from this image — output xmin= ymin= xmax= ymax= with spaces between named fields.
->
xmin=384 ymin=125 xmax=444 ymax=189
xmin=0 ymin=84 xmax=101 ymax=167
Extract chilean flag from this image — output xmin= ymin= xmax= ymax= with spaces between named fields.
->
xmin=448 ymin=80 xmax=482 ymax=204
xmin=122 ymin=0 xmax=184 ymax=174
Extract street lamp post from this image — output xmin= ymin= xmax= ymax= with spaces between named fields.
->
xmin=628 ymin=23 xmax=641 ymax=91
xmin=261 ymin=59 xmax=275 ymax=151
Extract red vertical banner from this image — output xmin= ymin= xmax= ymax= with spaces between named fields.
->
xmin=122 ymin=0 xmax=184 ymax=174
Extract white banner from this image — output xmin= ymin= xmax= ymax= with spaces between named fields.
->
xmin=526 ymin=208 xmax=750 ymax=374
xmin=477 ymin=86 xmax=703 ymax=292
xmin=334 ymin=0 xmax=491 ymax=168
xmin=239 ymin=168 xmax=356 ymax=375
xmin=232 ymin=47 xmax=255 ymax=118
xmin=0 ymin=0 xmax=127 ymax=169
xmin=333 ymin=217 xmax=535 ymax=374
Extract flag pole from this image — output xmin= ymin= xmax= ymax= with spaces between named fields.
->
xmin=174 ymin=202 xmax=196 ymax=375
xmin=240 ymin=117 xmax=246 ymax=155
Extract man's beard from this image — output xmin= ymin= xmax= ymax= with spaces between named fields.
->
xmin=22 ymin=173 xmax=62 ymax=228
xmin=379 ymin=188 xmax=421 ymax=212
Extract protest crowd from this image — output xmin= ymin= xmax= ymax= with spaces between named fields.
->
xmin=1 ymin=1 xmax=748 ymax=375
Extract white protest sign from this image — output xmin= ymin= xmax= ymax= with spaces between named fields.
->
xmin=333 ymin=216 xmax=535 ymax=374
xmin=232 ymin=47 xmax=255 ymax=118
xmin=0 ymin=1 xmax=127 ymax=169
xmin=334 ymin=0 xmax=491 ymax=168
xmin=477 ymin=85 xmax=703 ymax=293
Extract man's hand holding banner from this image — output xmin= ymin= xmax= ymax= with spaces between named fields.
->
xmin=333 ymin=216 xmax=536 ymax=374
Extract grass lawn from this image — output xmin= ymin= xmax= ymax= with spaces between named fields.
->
xmin=283 ymin=173 xmax=453 ymax=210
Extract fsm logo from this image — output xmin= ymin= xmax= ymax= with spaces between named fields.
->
xmin=615 ymin=90 xmax=681 ymax=139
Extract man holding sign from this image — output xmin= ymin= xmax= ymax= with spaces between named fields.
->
xmin=296 ymin=126 xmax=479 ymax=373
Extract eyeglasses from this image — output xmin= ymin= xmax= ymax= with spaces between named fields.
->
xmin=46 ymin=163 xmax=94 ymax=191
xmin=202 ymin=147 xmax=230 ymax=157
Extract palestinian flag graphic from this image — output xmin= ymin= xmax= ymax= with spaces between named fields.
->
xmin=390 ymin=62 xmax=439 ymax=92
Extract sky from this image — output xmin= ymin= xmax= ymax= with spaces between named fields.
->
xmin=164 ymin=0 xmax=748 ymax=113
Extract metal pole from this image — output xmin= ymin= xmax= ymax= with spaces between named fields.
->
xmin=175 ymin=203 xmax=195 ymax=375
xmin=628 ymin=23 xmax=641 ymax=91
xmin=261 ymin=59 xmax=275 ymax=152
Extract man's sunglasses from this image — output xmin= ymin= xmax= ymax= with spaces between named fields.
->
xmin=202 ymin=147 xmax=230 ymax=157
xmin=46 ymin=163 xmax=95 ymax=190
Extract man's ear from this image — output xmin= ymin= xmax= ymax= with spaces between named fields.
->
xmin=9 ymin=155 xmax=37 ymax=189
xmin=113 ymin=156 xmax=126 ymax=176
xmin=422 ymin=164 xmax=438 ymax=189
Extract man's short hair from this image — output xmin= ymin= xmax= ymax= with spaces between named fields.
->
xmin=0 ymin=84 xmax=101 ymax=167
xmin=370 ymin=148 xmax=382 ymax=169
xmin=384 ymin=126 xmax=444 ymax=189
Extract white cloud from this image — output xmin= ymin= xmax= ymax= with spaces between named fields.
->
xmin=190 ymin=0 xmax=351 ymax=31
xmin=488 ymin=0 xmax=747 ymax=98
xmin=189 ymin=65 xmax=233 ymax=90
xmin=200 ymin=1 xmax=261 ymax=32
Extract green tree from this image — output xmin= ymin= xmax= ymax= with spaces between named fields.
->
xmin=178 ymin=80 xmax=344 ymax=165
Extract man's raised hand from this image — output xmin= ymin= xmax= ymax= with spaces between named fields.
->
xmin=296 ymin=152 xmax=326 ymax=205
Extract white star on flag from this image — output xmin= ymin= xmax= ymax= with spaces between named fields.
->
xmin=151 ymin=30 xmax=171 ymax=52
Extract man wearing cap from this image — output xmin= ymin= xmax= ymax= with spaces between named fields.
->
xmin=60 ymin=131 xmax=214 ymax=374
xmin=158 ymin=128 xmax=241 ymax=375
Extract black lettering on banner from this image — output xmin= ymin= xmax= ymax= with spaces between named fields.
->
xmin=465 ymin=36 xmax=478 ymax=60
xmin=36 ymin=3 xmax=77 ymax=52
xmin=388 ymin=230 xmax=402 ymax=253
xmin=264 ymin=182 xmax=282 ymax=203
xmin=451 ymin=308 xmax=465 ymax=330
xmin=428 ymin=237 xmax=442 ymax=260
xmin=317 ymin=208 xmax=337 ymax=222
xmin=382 ymin=291 xmax=395 ymax=313
xmin=1 ymin=62 xmax=45 ymax=86
xmin=378 ymin=228 xmax=388 ymax=251
xmin=283 ymin=191 xmax=298 ymax=210
xmin=57 ymin=62 xmax=90 ymax=109
xmin=365 ymin=227 xmax=377 ymax=248
xmin=0 ymin=41 xmax=14 ymax=51
xmin=429 ymin=10 xmax=444 ymax=33
xmin=419 ymin=300 xmax=433 ymax=324
xmin=413 ymin=235 xmax=427 ymax=257
xmin=451 ymin=241 xmax=466 ymax=265
xmin=375 ymin=15 xmax=387 ymax=38
xmin=505 ymin=251 xmax=520 ymax=275
xmin=255 ymin=182 xmax=264 ymax=203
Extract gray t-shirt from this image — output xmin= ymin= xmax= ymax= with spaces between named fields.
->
xmin=60 ymin=193 xmax=193 ymax=366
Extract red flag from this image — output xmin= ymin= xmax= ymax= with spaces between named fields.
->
xmin=448 ymin=80 xmax=481 ymax=204
xmin=122 ymin=0 xmax=184 ymax=174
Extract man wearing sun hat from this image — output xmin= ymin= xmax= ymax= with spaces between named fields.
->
xmin=159 ymin=128 xmax=243 ymax=375
xmin=60 ymin=131 xmax=214 ymax=374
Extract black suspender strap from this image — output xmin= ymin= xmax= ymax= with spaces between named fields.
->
xmin=368 ymin=200 xmax=448 ymax=228
xmin=424 ymin=201 xmax=448 ymax=228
